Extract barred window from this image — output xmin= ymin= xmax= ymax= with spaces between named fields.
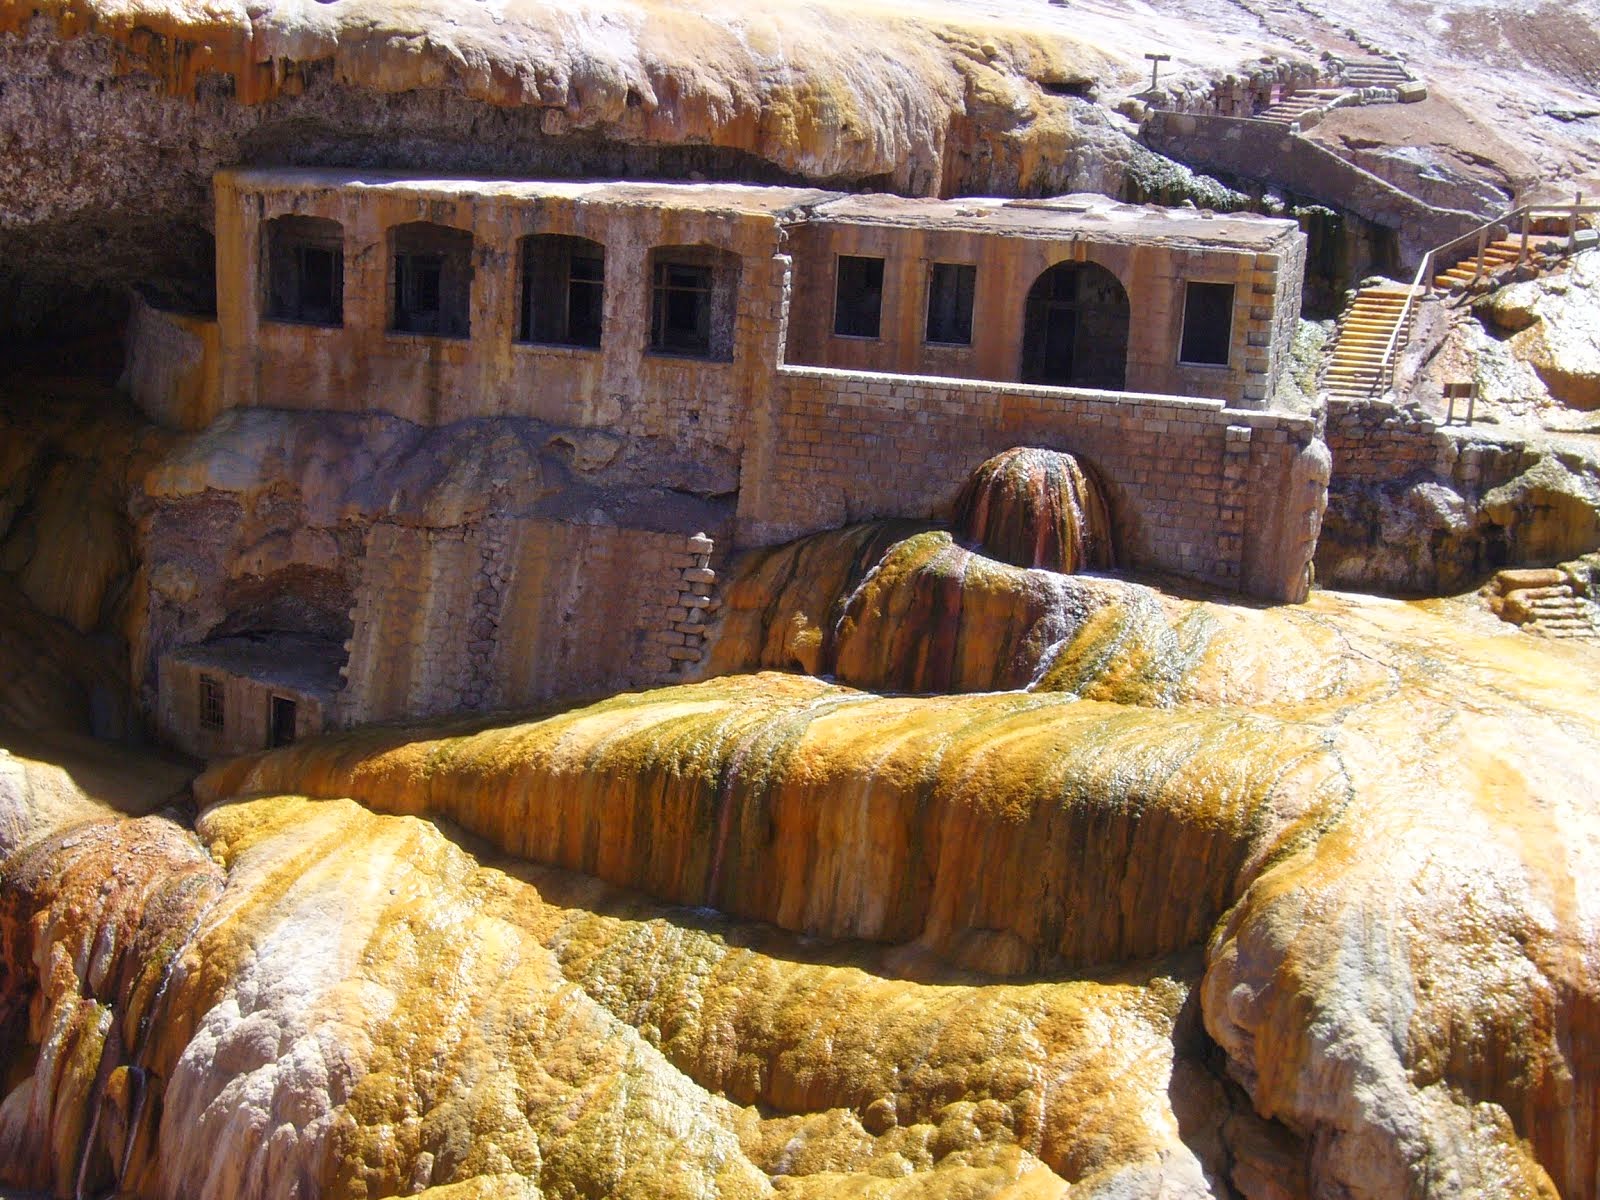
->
xmin=199 ymin=674 xmax=225 ymax=733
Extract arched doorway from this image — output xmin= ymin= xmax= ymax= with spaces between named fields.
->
xmin=1020 ymin=261 xmax=1129 ymax=390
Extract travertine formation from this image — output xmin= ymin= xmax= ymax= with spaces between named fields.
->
xmin=5 ymin=555 xmax=1596 ymax=1198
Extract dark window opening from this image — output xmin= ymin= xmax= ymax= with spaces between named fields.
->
xmin=925 ymin=262 xmax=976 ymax=345
xmin=1020 ymin=260 xmax=1130 ymax=390
xmin=519 ymin=234 xmax=605 ymax=348
xmin=1180 ymin=281 xmax=1235 ymax=366
xmin=199 ymin=674 xmax=224 ymax=733
xmin=833 ymin=255 xmax=885 ymax=338
xmin=264 ymin=215 xmax=344 ymax=326
xmin=391 ymin=222 xmax=473 ymax=338
xmin=270 ymin=695 xmax=297 ymax=748
xmin=649 ymin=246 xmax=739 ymax=360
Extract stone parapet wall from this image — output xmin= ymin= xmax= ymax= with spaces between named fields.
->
xmin=337 ymin=518 xmax=709 ymax=724
xmin=1324 ymin=398 xmax=1530 ymax=491
xmin=120 ymin=294 xmax=222 ymax=431
xmin=739 ymin=366 xmax=1326 ymax=600
xmin=1142 ymin=111 xmax=1482 ymax=265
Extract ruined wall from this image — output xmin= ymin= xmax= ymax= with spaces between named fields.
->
xmin=338 ymin=519 xmax=717 ymax=724
xmin=119 ymin=295 xmax=223 ymax=431
xmin=158 ymin=650 xmax=331 ymax=759
xmin=785 ymin=218 xmax=1301 ymax=408
xmin=214 ymin=171 xmax=802 ymax=489
xmin=738 ymin=367 xmax=1324 ymax=600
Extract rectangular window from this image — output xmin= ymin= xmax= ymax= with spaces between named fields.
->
xmin=925 ymin=262 xmax=976 ymax=345
xmin=520 ymin=236 xmax=605 ymax=348
xmin=1180 ymin=281 xmax=1235 ymax=366
xmin=833 ymin=255 xmax=885 ymax=338
xmin=263 ymin=215 xmax=344 ymax=326
xmin=651 ymin=260 xmax=713 ymax=356
xmin=199 ymin=674 xmax=224 ymax=733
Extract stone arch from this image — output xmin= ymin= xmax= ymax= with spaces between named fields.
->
xmin=390 ymin=221 xmax=474 ymax=338
xmin=1019 ymin=260 xmax=1129 ymax=391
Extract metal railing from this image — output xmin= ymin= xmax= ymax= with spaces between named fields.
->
xmin=1360 ymin=194 xmax=1599 ymax=399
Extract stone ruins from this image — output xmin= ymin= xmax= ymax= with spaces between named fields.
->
xmin=135 ymin=169 xmax=1327 ymax=756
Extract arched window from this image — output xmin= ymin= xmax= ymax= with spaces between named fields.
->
xmin=1020 ymin=261 xmax=1130 ymax=390
xmin=263 ymin=215 xmax=343 ymax=326
xmin=390 ymin=222 xmax=474 ymax=338
xmin=518 ymin=234 xmax=604 ymax=348
xmin=648 ymin=245 xmax=740 ymax=361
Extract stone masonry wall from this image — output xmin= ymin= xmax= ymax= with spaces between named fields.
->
xmin=1316 ymin=397 xmax=1600 ymax=594
xmin=338 ymin=518 xmax=713 ymax=724
xmin=1323 ymin=398 xmax=1527 ymax=491
xmin=1142 ymin=111 xmax=1481 ymax=266
xmin=739 ymin=366 xmax=1325 ymax=600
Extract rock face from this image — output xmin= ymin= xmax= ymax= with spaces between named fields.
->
xmin=0 ymin=0 xmax=1135 ymax=340
xmin=1318 ymin=396 xmax=1600 ymax=594
xmin=1470 ymin=251 xmax=1600 ymax=419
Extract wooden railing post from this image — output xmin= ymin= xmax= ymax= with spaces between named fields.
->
xmin=1519 ymin=206 xmax=1530 ymax=266
xmin=1473 ymin=227 xmax=1487 ymax=283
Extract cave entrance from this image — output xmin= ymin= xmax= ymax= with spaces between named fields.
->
xmin=1020 ymin=261 xmax=1129 ymax=390
xmin=270 ymin=695 xmax=298 ymax=748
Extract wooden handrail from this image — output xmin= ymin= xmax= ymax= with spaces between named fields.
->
xmin=1363 ymin=196 xmax=1599 ymax=398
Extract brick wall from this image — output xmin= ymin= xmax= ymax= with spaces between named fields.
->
xmin=738 ymin=366 xmax=1323 ymax=598
xmin=337 ymin=518 xmax=718 ymax=723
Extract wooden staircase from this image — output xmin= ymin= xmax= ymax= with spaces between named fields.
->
xmin=1321 ymin=284 xmax=1419 ymax=400
xmin=1431 ymin=237 xmax=1530 ymax=291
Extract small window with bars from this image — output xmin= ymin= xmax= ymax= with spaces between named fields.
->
xmin=199 ymin=674 xmax=225 ymax=733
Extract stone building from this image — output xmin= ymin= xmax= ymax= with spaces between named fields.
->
xmin=140 ymin=168 xmax=1324 ymax=756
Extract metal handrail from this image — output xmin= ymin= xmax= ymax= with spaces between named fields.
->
xmin=1363 ymin=195 xmax=1599 ymax=398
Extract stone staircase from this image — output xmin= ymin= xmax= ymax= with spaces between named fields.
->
xmin=1486 ymin=568 xmax=1600 ymax=640
xmin=1321 ymin=227 xmax=1572 ymax=399
xmin=1338 ymin=56 xmax=1413 ymax=89
xmin=1255 ymin=88 xmax=1343 ymax=125
xmin=1321 ymin=284 xmax=1419 ymax=399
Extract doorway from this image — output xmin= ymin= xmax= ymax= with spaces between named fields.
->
xmin=1020 ymin=261 xmax=1130 ymax=390
xmin=269 ymin=695 xmax=298 ymax=748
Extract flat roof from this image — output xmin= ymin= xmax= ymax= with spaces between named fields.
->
xmin=807 ymin=193 xmax=1298 ymax=249
xmin=219 ymin=169 xmax=1297 ymax=250
xmin=219 ymin=168 xmax=841 ymax=219
xmin=172 ymin=634 xmax=346 ymax=701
